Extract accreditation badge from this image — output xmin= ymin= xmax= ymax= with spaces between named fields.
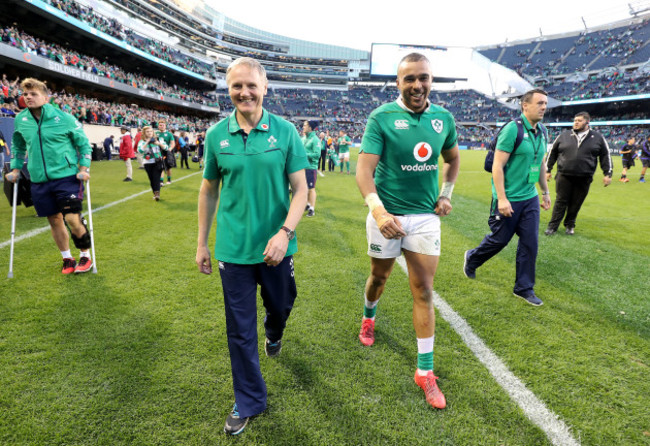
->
xmin=527 ymin=165 xmax=540 ymax=184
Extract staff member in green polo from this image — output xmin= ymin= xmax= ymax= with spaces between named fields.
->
xmin=196 ymin=57 xmax=308 ymax=436
xmin=5 ymin=77 xmax=93 ymax=274
xmin=302 ymin=120 xmax=321 ymax=217
xmin=463 ymin=88 xmax=551 ymax=306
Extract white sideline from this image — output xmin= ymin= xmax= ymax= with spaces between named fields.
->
xmin=0 ymin=171 xmax=202 ymax=250
xmin=395 ymin=256 xmax=579 ymax=446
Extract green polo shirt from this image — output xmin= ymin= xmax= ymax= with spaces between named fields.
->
xmin=360 ymin=98 xmax=457 ymax=215
xmin=302 ymin=131 xmax=321 ymax=169
xmin=338 ymin=135 xmax=352 ymax=154
xmin=493 ymin=114 xmax=548 ymax=202
xmin=203 ymin=109 xmax=309 ymax=264
xmin=157 ymin=130 xmax=174 ymax=152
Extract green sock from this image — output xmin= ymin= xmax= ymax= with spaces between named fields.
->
xmin=417 ymin=352 xmax=434 ymax=371
xmin=363 ymin=305 xmax=377 ymax=319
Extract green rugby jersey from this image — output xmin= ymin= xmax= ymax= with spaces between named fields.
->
xmin=156 ymin=130 xmax=174 ymax=152
xmin=338 ymin=135 xmax=352 ymax=154
xmin=360 ymin=99 xmax=457 ymax=215
xmin=203 ymin=109 xmax=309 ymax=264
xmin=493 ymin=114 xmax=548 ymax=202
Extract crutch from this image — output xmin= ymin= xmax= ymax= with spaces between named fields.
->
xmin=85 ymin=180 xmax=98 ymax=274
xmin=7 ymin=177 xmax=19 ymax=279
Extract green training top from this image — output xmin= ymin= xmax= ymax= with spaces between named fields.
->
xmin=203 ymin=109 xmax=309 ymax=264
xmin=302 ymin=131 xmax=321 ymax=169
xmin=492 ymin=113 xmax=548 ymax=202
xmin=338 ymin=135 xmax=352 ymax=154
xmin=360 ymin=98 xmax=457 ymax=215
xmin=11 ymin=103 xmax=92 ymax=183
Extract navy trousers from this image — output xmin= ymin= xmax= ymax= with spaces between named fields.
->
xmin=466 ymin=196 xmax=540 ymax=296
xmin=218 ymin=256 xmax=297 ymax=418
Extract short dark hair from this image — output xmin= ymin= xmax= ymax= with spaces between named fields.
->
xmin=399 ymin=52 xmax=430 ymax=65
xmin=520 ymin=88 xmax=548 ymax=110
xmin=574 ymin=111 xmax=590 ymax=122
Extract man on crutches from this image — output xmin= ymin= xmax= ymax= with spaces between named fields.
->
xmin=5 ymin=78 xmax=94 ymax=274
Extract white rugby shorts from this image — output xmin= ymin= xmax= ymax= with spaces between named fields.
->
xmin=339 ymin=151 xmax=350 ymax=161
xmin=366 ymin=213 xmax=441 ymax=258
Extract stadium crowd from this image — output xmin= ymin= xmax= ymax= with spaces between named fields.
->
xmin=1 ymin=74 xmax=210 ymax=132
xmin=43 ymin=0 xmax=213 ymax=77
xmin=0 ymin=26 xmax=217 ymax=106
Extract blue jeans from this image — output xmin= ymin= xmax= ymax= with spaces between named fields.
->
xmin=465 ymin=196 xmax=540 ymax=296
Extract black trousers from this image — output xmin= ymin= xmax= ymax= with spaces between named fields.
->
xmin=547 ymin=173 xmax=593 ymax=230
xmin=144 ymin=163 xmax=162 ymax=192
xmin=319 ymin=150 xmax=327 ymax=171
xmin=180 ymin=148 xmax=189 ymax=168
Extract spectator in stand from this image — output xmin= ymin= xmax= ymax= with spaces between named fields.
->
xmin=619 ymin=137 xmax=638 ymax=182
xmin=639 ymin=135 xmax=650 ymax=183
xmin=544 ymin=112 xmax=612 ymax=236
xmin=119 ymin=126 xmax=134 ymax=182
xmin=103 ymin=134 xmax=114 ymax=160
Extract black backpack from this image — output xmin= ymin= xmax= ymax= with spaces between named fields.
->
xmin=3 ymin=161 xmax=33 ymax=208
xmin=483 ymin=119 xmax=547 ymax=172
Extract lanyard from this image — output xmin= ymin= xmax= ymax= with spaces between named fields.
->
xmin=524 ymin=125 xmax=543 ymax=164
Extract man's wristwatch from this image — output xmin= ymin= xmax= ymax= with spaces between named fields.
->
xmin=281 ymin=226 xmax=295 ymax=241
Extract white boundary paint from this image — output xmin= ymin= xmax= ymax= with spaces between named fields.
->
xmin=395 ymin=256 xmax=580 ymax=446
xmin=0 ymin=171 xmax=202 ymax=250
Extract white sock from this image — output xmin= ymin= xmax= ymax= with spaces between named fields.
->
xmin=364 ymin=294 xmax=379 ymax=309
xmin=61 ymin=250 xmax=72 ymax=259
xmin=79 ymin=251 xmax=90 ymax=259
xmin=417 ymin=336 xmax=435 ymax=376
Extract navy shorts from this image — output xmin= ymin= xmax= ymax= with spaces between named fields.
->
xmin=642 ymin=158 xmax=650 ymax=168
xmin=305 ymin=169 xmax=317 ymax=189
xmin=31 ymin=175 xmax=84 ymax=217
xmin=622 ymin=158 xmax=635 ymax=169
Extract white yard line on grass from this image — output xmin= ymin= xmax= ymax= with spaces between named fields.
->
xmin=395 ymin=256 xmax=580 ymax=446
xmin=0 ymin=171 xmax=202 ymax=250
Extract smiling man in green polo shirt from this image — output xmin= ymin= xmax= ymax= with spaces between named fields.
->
xmin=196 ymin=57 xmax=308 ymax=436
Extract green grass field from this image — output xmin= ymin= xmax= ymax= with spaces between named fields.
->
xmin=1 ymin=151 xmax=648 ymax=445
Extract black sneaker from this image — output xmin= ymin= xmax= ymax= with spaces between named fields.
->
xmin=565 ymin=227 xmax=575 ymax=235
xmin=123 ymin=177 xmax=133 ymax=182
xmin=513 ymin=292 xmax=543 ymax=306
xmin=224 ymin=403 xmax=248 ymax=435
xmin=544 ymin=228 xmax=557 ymax=236
xmin=463 ymin=250 xmax=475 ymax=279
xmin=264 ymin=338 xmax=282 ymax=357
xmin=306 ymin=209 xmax=315 ymax=218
